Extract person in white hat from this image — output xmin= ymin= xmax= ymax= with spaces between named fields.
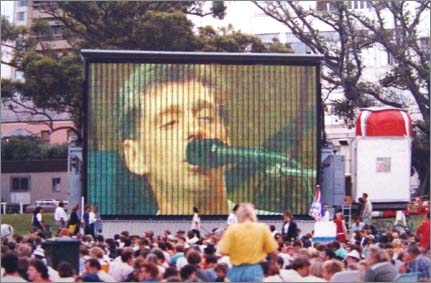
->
xmin=345 ymin=249 xmax=361 ymax=270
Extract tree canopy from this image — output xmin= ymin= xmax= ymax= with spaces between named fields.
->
xmin=1 ymin=1 xmax=292 ymax=142
xmin=1 ymin=136 xmax=68 ymax=161
xmin=255 ymin=0 xmax=430 ymax=195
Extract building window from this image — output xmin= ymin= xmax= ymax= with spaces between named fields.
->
xmin=67 ymin=129 xmax=76 ymax=141
xmin=52 ymin=178 xmax=61 ymax=192
xmin=11 ymin=177 xmax=30 ymax=192
xmin=18 ymin=1 xmax=27 ymax=7
xmin=15 ymin=71 xmax=24 ymax=81
xmin=51 ymin=26 xmax=62 ymax=36
xmin=41 ymin=130 xmax=50 ymax=143
xmin=17 ymin=11 xmax=26 ymax=22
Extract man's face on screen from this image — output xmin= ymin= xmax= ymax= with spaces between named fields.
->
xmin=123 ymin=80 xmax=228 ymax=195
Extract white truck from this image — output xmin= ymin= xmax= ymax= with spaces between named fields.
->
xmin=351 ymin=136 xmax=411 ymax=204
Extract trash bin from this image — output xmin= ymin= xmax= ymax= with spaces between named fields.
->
xmin=44 ymin=224 xmax=52 ymax=238
xmin=42 ymin=238 xmax=80 ymax=273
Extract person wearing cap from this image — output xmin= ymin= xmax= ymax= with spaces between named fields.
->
xmin=219 ymin=203 xmax=278 ymax=282
xmin=54 ymin=201 xmax=68 ymax=231
xmin=345 ymin=250 xmax=361 ymax=269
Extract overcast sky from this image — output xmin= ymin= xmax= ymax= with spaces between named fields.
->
xmin=1 ymin=1 xmax=13 ymax=18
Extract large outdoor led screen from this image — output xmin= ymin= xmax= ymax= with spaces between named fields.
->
xmin=84 ymin=51 xmax=320 ymax=216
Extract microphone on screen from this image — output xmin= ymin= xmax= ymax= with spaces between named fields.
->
xmin=185 ymin=139 xmax=315 ymax=176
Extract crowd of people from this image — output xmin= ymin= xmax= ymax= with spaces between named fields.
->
xmin=1 ymin=202 xmax=430 ymax=282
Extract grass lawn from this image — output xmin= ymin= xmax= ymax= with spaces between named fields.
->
xmin=1 ymin=213 xmax=56 ymax=236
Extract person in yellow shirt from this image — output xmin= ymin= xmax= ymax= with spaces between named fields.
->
xmin=219 ymin=203 xmax=278 ymax=282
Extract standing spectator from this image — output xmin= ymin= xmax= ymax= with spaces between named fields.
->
xmin=82 ymin=205 xmax=91 ymax=236
xmin=89 ymin=206 xmax=100 ymax=238
xmin=191 ymin=207 xmax=201 ymax=239
xmin=67 ymin=204 xmax=80 ymax=235
xmin=361 ymin=193 xmax=373 ymax=225
xmin=322 ymin=203 xmax=331 ymax=221
xmin=219 ymin=203 xmax=278 ymax=282
xmin=31 ymin=207 xmax=45 ymax=233
xmin=1 ymin=252 xmax=27 ymax=282
xmin=27 ymin=259 xmax=51 ymax=282
xmin=363 ymin=246 xmax=397 ymax=282
xmin=415 ymin=213 xmax=430 ymax=250
xmin=54 ymin=201 xmax=68 ymax=231
xmin=227 ymin=203 xmax=239 ymax=226
xmin=281 ymin=210 xmax=298 ymax=242
xmin=333 ymin=212 xmax=348 ymax=242
xmin=404 ymin=244 xmax=430 ymax=282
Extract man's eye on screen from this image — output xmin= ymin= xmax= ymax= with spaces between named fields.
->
xmin=159 ymin=120 xmax=177 ymax=129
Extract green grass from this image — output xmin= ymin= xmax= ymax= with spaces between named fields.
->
xmin=1 ymin=213 xmax=56 ymax=236
xmin=372 ymin=214 xmax=425 ymax=233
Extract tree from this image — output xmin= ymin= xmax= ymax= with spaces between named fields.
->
xmin=1 ymin=136 xmax=68 ymax=161
xmin=1 ymin=2 xmax=292 ymax=143
xmin=254 ymin=0 xmax=430 ymax=195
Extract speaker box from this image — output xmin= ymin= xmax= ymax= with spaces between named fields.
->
xmin=42 ymin=238 xmax=80 ymax=273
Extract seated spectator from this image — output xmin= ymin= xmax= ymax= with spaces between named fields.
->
xmin=280 ymin=256 xmax=310 ymax=281
xmin=363 ymin=246 xmax=397 ymax=282
xmin=345 ymin=250 xmax=361 ymax=269
xmin=27 ymin=259 xmax=51 ymax=282
xmin=322 ymin=259 xmax=343 ymax=281
xmin=109 ymin=249 xmax=134 ymax=281
xmin=1 ymin=252 xmax=27 ymax=282
xmin=85 ymin=258 xmax=115 ymax=282
xmin=203 ymin=254 xmax=218 ymax=281
xmin=186 ymin=250 xmax=210 ymax=282
xmin=56 ymin=261 xmax=75 ymax=282
xmin=404 ymin=244 xmax=430 ymax=282
xmin=180 ymin=264 xmax=197 ymax=281
xmin=214 ymin=263 xmax=228 ymax=282
xmin=262 ymin=261 xmax=283 ymax=282
xmin=163 ymin=267 xmax=178 ymax=281
xmin=351 ymin=217 xmax=365 ymax=231
xmin=303 ymin=258 xmax=327 ymax=282
xmin=137 ymin=262 xmax=159 ymax=282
